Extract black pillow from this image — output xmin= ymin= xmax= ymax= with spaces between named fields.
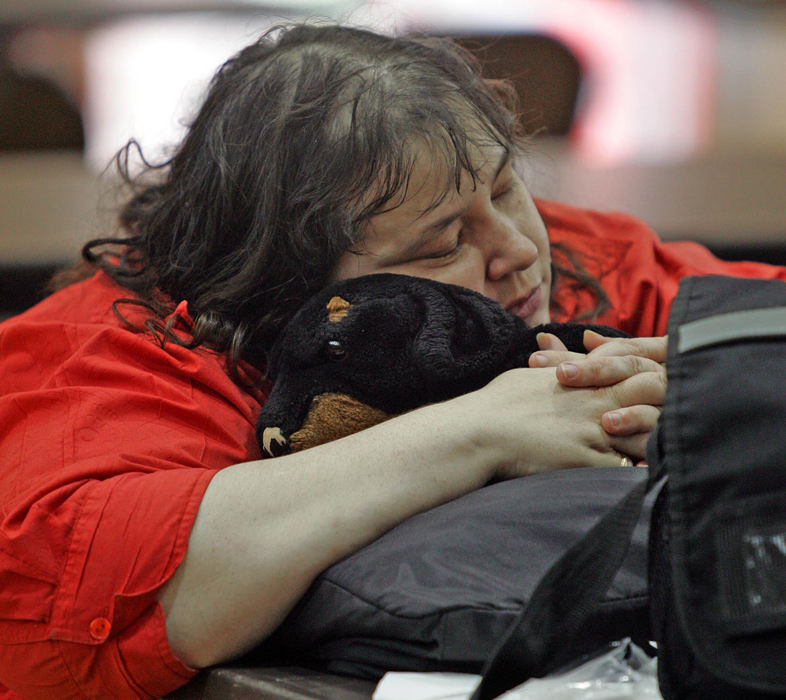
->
xmin=257 ymin=467 xmax=652 ymax=679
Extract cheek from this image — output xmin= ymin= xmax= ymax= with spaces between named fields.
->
xmin=388 ymin=254 xmax=487 ymax=294
xmin=329 ymin=251 xmax=378 ymax=282
xmin=514 ymin=197 xmax=551 ymax=264
xmin=536 ymin=232 xmax=551 ymax=266
xmin=430 ymin=261 xmax=486 ymax=294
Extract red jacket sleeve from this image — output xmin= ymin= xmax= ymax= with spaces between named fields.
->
xmin=539 ymin=199 xmax=786 ymax=335
xmin=0 ymin=274 xmax=266 ymax=699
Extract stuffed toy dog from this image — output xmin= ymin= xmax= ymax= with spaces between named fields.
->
xmin=257 ymin=273 xmax=630 ymax=457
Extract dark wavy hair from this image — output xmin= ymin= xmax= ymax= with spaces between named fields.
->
xmin=60 ymin=23 xmax=606 ymax=378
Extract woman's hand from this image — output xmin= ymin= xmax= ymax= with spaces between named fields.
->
xmin=463 ymin=364 xmax=655 ymax=479
xmin=528 ymin=331 xmax=667 ymax=460
xmin=530 ymin=329 xmax=667 ymax=366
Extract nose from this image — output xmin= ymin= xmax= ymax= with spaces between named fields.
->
xmin=484 ymin=216 xmax=539 ymax=282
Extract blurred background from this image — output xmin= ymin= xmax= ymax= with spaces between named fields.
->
xmin=1 ymin=0 xmax=785 ymax=318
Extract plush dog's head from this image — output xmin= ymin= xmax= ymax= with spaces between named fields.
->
xmin=256 ymin=273 xmax=627 ymax=457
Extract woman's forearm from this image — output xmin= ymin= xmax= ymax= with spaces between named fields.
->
xmin=158 ymin=396 xmax=497 ymax=669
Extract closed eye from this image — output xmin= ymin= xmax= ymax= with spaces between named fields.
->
xmin=423 ymin=230 xmax=464 ymax=260
xmin=491 ymin=156 xmax=515 ymax=201
xmin=492 ymin=186 xmax=512 ymax=201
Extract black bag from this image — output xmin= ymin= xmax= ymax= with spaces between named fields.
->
xmin=647 ymin=275 xmax=786 ymax=699
xmin=257 ymin=467 xmax=652 ymax=679
xmin=474 ymin=275 xmax=786 ymax=699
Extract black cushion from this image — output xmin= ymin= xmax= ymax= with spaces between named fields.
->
xmin=259 ymin=466 xmax=652 ymax=679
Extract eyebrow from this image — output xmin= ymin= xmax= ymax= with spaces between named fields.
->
xmin=397 ymin=149 xmax=512 ymax=259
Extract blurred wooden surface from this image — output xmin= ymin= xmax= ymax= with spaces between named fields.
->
xmin=2 ymin=144 xmax=785 ymax=268
xmin=0 ymin=0 xmax=269 ymax=23
xmin=523 ymin=140 xmax=786 ymax=249
xmin=0 ymin=151 xmax=113 ymax=265
xmin=163 ymin=665 xmax=375 ymax=700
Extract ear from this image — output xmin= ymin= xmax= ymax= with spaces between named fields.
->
xmin=412 ymin=285 xmax=517 ymax=386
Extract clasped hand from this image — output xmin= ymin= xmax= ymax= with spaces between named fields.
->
xmin=530 ymin=330 xmax=667 ymax=463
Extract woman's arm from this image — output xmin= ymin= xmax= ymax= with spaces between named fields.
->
xmin=159 ymin=397 xmax=492 ymax=668
xmin=158 ymin=364 xmax=653 ymax=668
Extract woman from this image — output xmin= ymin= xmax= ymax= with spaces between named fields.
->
xmin=0 ymin=24 xmax=783 ymax=699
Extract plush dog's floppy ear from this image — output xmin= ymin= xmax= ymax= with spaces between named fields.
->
xmin=412 ymin=283 xmax=518 ymax=387
xmin=257 ymin=274 xmax=429 ymax=457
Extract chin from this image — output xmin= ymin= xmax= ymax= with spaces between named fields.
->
xmin=526 ymin=307 xmax=551 ymax=327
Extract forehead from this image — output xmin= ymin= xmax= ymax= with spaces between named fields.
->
xmin=382 ymin=136 xmax=507 ymax=223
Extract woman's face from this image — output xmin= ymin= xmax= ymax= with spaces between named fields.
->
xmin=331 ymin=140 xmax=552 ymax=326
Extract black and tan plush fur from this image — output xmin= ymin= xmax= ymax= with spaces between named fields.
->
xmin=257 ymin=273 xmax=629 ymax=457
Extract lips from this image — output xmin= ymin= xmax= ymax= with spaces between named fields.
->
xmin=505 ymin=285 xmax=543 ymax=324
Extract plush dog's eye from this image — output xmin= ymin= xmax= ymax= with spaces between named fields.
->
xmin=324 ymin=339 xmax=346 ymax=360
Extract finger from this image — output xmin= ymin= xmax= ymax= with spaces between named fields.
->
xmin=602 ymin=405 xmax=661 ymax=436
xmin=529 ymin=349 xmax=586 ymax=368
xmin=584 ymin=331 xmax=668 ymax=362
xmin=529 ymin=333 xmax=573 ymax=367
xmin=536 ymin=332 xmax=569 ymax=352
xmin=608 ymin=370 xmax=668 ymax=409
xmin=582 ymin=329 xmax=616 ymax=350
xmin=556 ymin=354 xmax=664 ymax=387
xmin=522 ymin=446 xmax=640 ymax=475
xmin=609 ymin=433 xmax=651 ymax=462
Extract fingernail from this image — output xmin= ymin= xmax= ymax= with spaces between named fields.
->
xmin=531 ymin=352 xmax=549 ymax=367
xmin=560 ymin=362 xmax=578 ymax=379
xmin=536 ymin=332 xmax=552 ymax=349
xmin=605 ymin=411 xmax=622 ymax=429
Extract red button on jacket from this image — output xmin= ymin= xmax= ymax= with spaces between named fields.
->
xmin=89 ymin=617 xmax=111 ymax=641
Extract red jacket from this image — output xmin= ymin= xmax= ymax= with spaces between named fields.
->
xmin=540 ymin=200 xmax=786 ymax=333
xmin=0 ymin=201 xmax=783 ymax=698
